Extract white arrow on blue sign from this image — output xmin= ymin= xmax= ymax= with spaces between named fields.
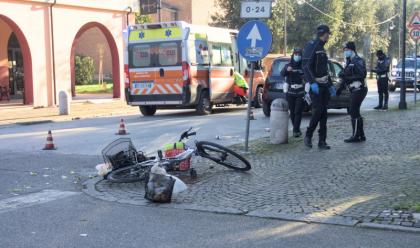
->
xmin=237 ymin=20 xmax=272 ymax=62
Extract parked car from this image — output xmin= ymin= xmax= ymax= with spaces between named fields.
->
xmin=389 ymin=57 xmax=420 ymax=92
xmin=262 ymin=57 xmax=350 ymax=117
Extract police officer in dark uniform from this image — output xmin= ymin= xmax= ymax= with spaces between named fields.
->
xmin=302 ymin=25 xmax=336 ymax=149
xmin=372 ymin=50 xmax=390 ymax=110
xmin=337 ymin=42 xmax=367 ymax=143
xmin=281 ymin=48 xmax=305 ymax=137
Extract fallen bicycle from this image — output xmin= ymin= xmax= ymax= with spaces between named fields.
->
xmin=97 ymin=128 xmax=251 ymax=184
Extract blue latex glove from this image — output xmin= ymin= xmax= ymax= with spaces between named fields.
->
xmin=310 ymin=83 xmax=319 ymax=94
xmin=329 ymin=86 xmax=337 ymax=97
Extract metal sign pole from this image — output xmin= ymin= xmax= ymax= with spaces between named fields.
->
xmin=245 ymin=62 xmax=255 ymax=152
xmin=415 ymin=39 xmax=418 ymax=104
xmin=399 ymin=0 xmax=408 ymax=109
xmin=157 ymin=0 xmax=162 ymax=22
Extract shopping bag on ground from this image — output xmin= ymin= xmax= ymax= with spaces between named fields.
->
xmin=144 ymin=173 xmax=175 ymax=203
xmin=171 ymin=175 xmax=188 ymax=195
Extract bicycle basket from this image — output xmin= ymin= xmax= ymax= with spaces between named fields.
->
xmin=101 ymin=138 xmax=140 ymax=170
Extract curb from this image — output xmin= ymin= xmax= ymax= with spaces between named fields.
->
xmin=357 ymin=222 xmax=420 ymax=234
xmin=83 ymin=177 xmax=420 ymax=233
xmin=83 ymin=177 xmax=246 ymax=215
xmin=246 ymin=210 xmax=359 ymax=227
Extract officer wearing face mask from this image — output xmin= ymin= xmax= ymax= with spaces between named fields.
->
xmin=337 ymin=42 xmax=367 ymax=143
xmin=302 ymin=25 xmax=336 ymax=150
xmin=372 ymin=50 xmax=390 ymax=110
xmin=281 ymin=48 xmax=305 ymax=137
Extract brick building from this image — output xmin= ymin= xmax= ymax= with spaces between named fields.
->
xmin=76 ymin=0 xmax=220 ymax=89
xmin=148 ymin=0 xmax=219 ymax=25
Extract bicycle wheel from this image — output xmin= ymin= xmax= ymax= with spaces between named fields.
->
xmin=196 ymin=141 xmax=251 ymax=171
xmin=107 ymin=164 xmax=149 ymax=183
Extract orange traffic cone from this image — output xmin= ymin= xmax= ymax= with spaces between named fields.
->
xmin=43 ymin=130 xmax=56 ymax=150
xmin=116 ymin=119 xmax=128 ymax=135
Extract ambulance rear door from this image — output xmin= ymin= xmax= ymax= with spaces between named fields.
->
xmin=209 ymin=43 xmax=235 ymax=103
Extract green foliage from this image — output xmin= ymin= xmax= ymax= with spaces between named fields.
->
xmin=135 ymin=12 xmax=151 ymax=24
xmin=75 ymin=55 xmax=95 ymax=86
xmin=212 ymin=0 xmax=245 ymax=29
xmin=212 ymin=0 xmax=420 ymax=60
xmin=75 ymin=83 xmax=113 ymax=94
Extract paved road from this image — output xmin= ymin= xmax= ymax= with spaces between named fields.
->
xmin=1 ymin=193 xmax=420 ymax=248
xmin=1 ymin=150 xmax=420 ymax=248
xmin=0 ymin=89 xmax=419 ymax=247
xmin=0 ymin=90 xmax=416 ymax=157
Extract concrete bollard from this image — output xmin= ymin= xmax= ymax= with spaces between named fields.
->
xmin=270 ymin=98 xmax=289 ymax=144
xmin=58 ymin=90 xmax=70 ymax=115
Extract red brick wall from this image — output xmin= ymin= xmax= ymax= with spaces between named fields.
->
xmin=149 ymin=0 xmax=192 ymax=23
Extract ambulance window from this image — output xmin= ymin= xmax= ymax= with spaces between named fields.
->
xmin=220 ymin=45 xmax=233 ymax=66
xmin=189 ymin=39 xmax=209 ymax=65
xmin=158 ymin=42 xmax=181 ymax=66
xmin=131 ymin=44 xmax=152 ymax=68
xmin=211 ymin=44 xmax=223 ymax=66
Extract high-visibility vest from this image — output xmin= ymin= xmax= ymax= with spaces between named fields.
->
xmin=234 ymin=72 xmax=249 ymax=89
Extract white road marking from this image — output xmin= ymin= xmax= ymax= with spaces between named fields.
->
xmin=0 ymin=190 xmax=80 ymax=214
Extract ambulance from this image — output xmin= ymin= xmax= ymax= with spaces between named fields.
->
xmin=123 ymin=21 xmax=266 ymax=116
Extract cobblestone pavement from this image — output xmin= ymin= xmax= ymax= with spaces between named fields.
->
xmin=84 ymin=106 xmax=420 ymax=230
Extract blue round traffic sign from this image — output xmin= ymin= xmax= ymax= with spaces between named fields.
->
xmin=237 ymin=20 xmax=272 ymax=62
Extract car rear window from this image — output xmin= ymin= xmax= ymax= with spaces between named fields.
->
xmin=271 ymin=60 xmax=288 ymax=76
xmin=396 ymin=59 xmax=420 ymax=68
xmin=129 ymin=41 xmax=182 ymax=68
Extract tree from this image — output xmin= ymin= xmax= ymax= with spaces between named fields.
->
xmin=211 ymin=0 xmax=245 ymax=29
xmin=135 ymin=12 xmax=151 ymax=24
xmin=75 ymin=55 xmax=95 ymax=85
xmin=212 ymin=0 xmax=405 ymax=60
xmin=288 ymin=0 xmax=343 ymax=56
xmin=267 ymin=0 xmax=295 ymax=54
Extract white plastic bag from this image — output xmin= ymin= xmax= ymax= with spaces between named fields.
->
xmin=171 ymin=175 xmax=188 ymax=194
xmin=96 ymin=163 xmax=112 ymax=177
xmin=283 ymin=83 xmax=289 ymax=93
xmin=304 ymin=82 xmax=310 ymax=93
xmin=150 ymin=164 xmax=167 ymax=175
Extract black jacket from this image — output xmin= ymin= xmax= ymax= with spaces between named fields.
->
xmin=339 ymin=55 xmax=367 ymax=91
xmin=302 ymin=39 xmax=331 ymax=87
xmin=281 ymin=58 xmax=305 ymax=95
xmin=373 ymin=56 xmax=390 ymax=75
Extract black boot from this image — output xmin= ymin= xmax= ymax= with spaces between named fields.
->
xmin=344 ymin=118 xmax=361 ymax=143
xmin=304 ymin=135 xmax=313 ymax=148
xmin=358 ymin=117 xmax=366 ymax=141
xmin=383 ymin=93 xmax=389 ymax=110
xmin=344 ymin=118 xmax=357 ymax=143
xmin=374 ymin=94 xmax=383 ymax=110
xmin=318 ymin=141 xmax=331 ymax=150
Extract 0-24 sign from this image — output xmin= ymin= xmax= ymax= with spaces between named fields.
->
xmin=240 ymin=0 xmax=272 ymax=19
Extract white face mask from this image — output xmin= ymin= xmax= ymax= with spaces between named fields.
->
xmin=344 ymin=50 xmax=354 ymax=58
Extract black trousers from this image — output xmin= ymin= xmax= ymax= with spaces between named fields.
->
xmin=306 ymin=87 xmax=330 ymax=142
xmin=377 ymin=77 xmax=389 ymax=107
xmin=286 ymin=93 xmax=304 ymax=133
xmin=349 ymin=87 xmax=367 ymax=119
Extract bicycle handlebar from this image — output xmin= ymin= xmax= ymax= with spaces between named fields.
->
xmin=179 ymin=128 xmax=197 ymax=141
